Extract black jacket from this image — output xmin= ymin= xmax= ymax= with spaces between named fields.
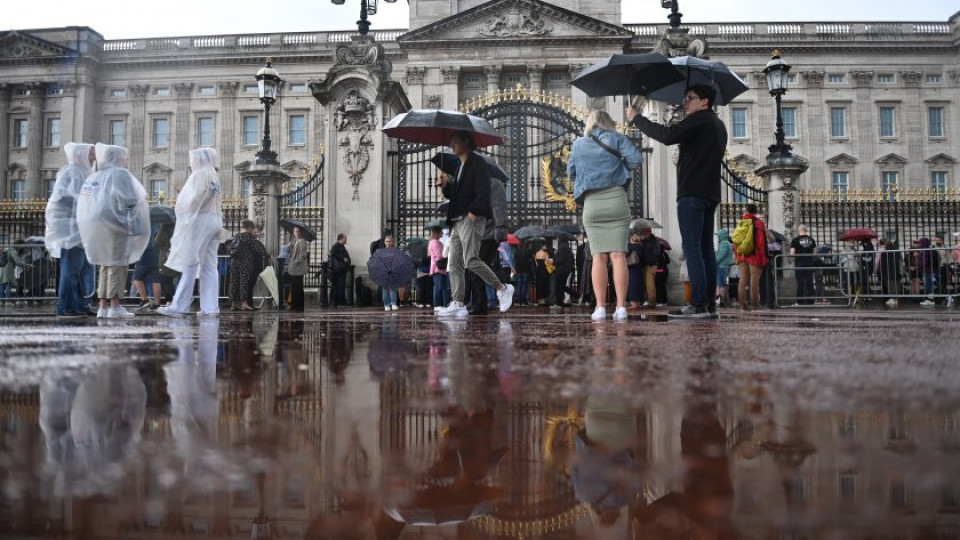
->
xmin=442 ymin=152 xmax=492 ymax=223
xmin=631 ymin=110 xmax=727 ymax=203
xmin=329 ymin=242 xmax=351 ymax=274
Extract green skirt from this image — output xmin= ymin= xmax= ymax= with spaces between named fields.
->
xmin=582 ymin=186 xmax=630 ymax=254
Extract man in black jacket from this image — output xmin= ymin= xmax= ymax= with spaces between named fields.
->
xmin=328 ymin=233 xmax=351 ymax=307
xmin=627 ymin=84 xmax=727 ymax=319
xmin=436 ymin=131 xmax=514 ymax=317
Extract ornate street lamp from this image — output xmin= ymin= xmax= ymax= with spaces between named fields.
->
xmin=763 ymin=49 xmax=793 ymax=158
xmin=331 ymin=0 xmax=397 ymax=36
xmin=661 ymin=0 xmax=682 ymax=28
xmin=255 ymin=59 xmax=282 ymax=166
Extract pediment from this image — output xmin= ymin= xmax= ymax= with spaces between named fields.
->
xmin=398 ymin=0 xmax=633 ymax=46
xmin=826 ymin=153 xmax=858 ymax=166
xmin=6 ymin=162 xmax=26 ymax=172
xmin=281 ymin=159 xmax=309 ymax=173
xmin=875 ymin=153 xmax=907 ymax=165
xmin=0 ymin=31 xmax=76 ymax=60
xmin=143 ymin=162 xmax=172 ymax=175
xmin=234 ymin=160 xmax=252 ymax=172
xmin=925 ymin=153 xmax=957 ymax=164
xmin=730 ymin=153 xmax=759 ymax=168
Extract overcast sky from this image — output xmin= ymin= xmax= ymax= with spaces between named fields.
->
xmin=5 ymin=0 xmax=957 ymax=39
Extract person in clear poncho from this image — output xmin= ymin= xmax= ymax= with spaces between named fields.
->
xmin=45 ymin=143 xmax=97 ymax=317
xmin=77 ymin=143 xmax=150 ymax=318
xmin=159 ymin=147 xmax=223 ymax=316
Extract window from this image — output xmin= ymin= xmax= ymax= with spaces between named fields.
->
xmin=11 ymin=179 xmax=26 ymax=201
xmin=838 ymin=415 xmax=856 ymax=438
xmin=890 ymin=481 xmax=907 ymax=509
xmin=505 ymin=74 xmax=523 ymax=86
xmin=828 ymin=74 xmax=845 ymax=84
xmin=150 ymin=179 xmax=168 ymax=200
xmin=155 ymin=87 xmax=171 ymax=97
xmin=109 ymin=119 xmax=125 ymax=146
xmin=832 ymin=172 xmax=849 ymax=200
xmin=731 ymin=107 xmax=748 ymax=138
xmin=152 ymin=118 xmax=170 ymax=148
xmin=877 ymin=74 xmax=894 ymax=83
xmin=879 ymin=107 xmax=896 ymax=138
xmin=881 ymin=171 xmax=898 ymax=199
xmin=829 ymin=107 xmax=847 ymax=138
xmin=786 ymin=73 xmax=797 ymax=84
xmin=839 ymin=474 xmax=858 ymax=503
xmin=46 ymin=118 xmax=61 ymax=147
xmin=928 ymin=106 xmax=944 ymax=138
xmin=13 ymin=119 xmax=28 ymax=148
xmin=926 ymin=74 xmax=942 ymax=84
xmin=241 ymin=178 xmax=253 ymax=197
xmin=197 ymin=117 xmax=214 ymax=146
xmin=243 ymin=84 xmax=258 ymax=94
xmin=46 ymin=85 xmax=64 ymax=96
xmin=932 ymin=171 xmax=948 ymax=194
xmin=110 ymin=88 xmax=126 ymax=97
xmin=547 ymin=73 xmax=564 ymax=85
xmin=242 ymin=115 xmax=259 ymax=146
xmin=15 ymin=87 xmax=31 ymax=96
xmin=464 ymin=75 xmax=482 ymax=89
xmin=782 ymin=107 xmax=797 ymax=138
xmin=198 ymin=85 xmax=215 ymax=96
xmin=46 ymin=179 xmax=56 ymax=199
xmin=288 ymin=114 xmax=306 ymax=146
xmin=288 ymin=83 xmax=307 ymax=93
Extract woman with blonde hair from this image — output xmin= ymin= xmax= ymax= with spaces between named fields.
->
xmin=567 ymin=110 xmax=643 ymax=321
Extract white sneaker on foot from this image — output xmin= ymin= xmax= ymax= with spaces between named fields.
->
xmin=384 ymin=306 xmax=391 ymax=311
xmin=591 ymin=307 xmax=607 ymax=321
xmin=96 ymin=307 xmax=108 ymax=318
xmin=497 ymin=284 xmax=515 ymax=313
xmin=107 ymin=306 xmax=134 ymax=318
xmin=885 ymin=298 xmax=898 ymax=307
xmin=612 ymin=307 xmax=628 ymax=321
xmin=920 ymin=299 xmax=936 ymax=307
xmin=438 ymin=301 xmax=468 ymax=317
xmin=391 ymin=304 xmax=399 ymax=311
xmin=157 ymin=306 xmax=189 ymax=317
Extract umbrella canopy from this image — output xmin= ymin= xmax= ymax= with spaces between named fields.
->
xmin=840 ymin=227 xmax=878 ymax=242
xmin=767 ymin=229 xmax=787 ymax=243
xmin=541 ymin=230 xmax=576 ymax=242
xmin=436 ymin=201 xmax=449 ymax=217
xmin=367 ymin=247 xmax=416 ymax=289
xmin=257 ymin=266 xmax=280 ymax=307
xmin=505 ymin=234 xmax=520 ymax=246
xmin=630 ymin=218 xmax=663 ymax=230
xmin=404 ymin=238 xmax=429 ymax=267
xmin=424 ymin=218 xmax=447 ymax=230
xmin=430 ymin=151 xmax=509 ymax=183
xmin=548 ymin=224 xmax=582 ymax=235
xmin=571 ymin=53 xmax=685 ymax=98
xmin=658 ymin=238 xmax=672 ymax=251
xmin=513 ymin=225 xmax=545 ymax=240
xmin=149 ymin=205 xmax=176 ymax=225
xmin=387 ymin=483 xmax=504 ymax=526
xmin=278 ymin=218 xmax=316 ymax=242
xmin=383 ymin=109 xmax=503 ymax=147
xmin=646 ymin=56 xmax=749 ymax=106
xmin=23 ymin=236 xmax=46 ymax=244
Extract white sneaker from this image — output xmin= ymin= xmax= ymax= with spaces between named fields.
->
xmin=107 ymin=306 xmax=134 ymax=318
xmin=920 ymin=299 xmax=936 ymax=307
xmin=157 ymin=306 xmax=189 ymax=317
xmin=391 ymin=304 xmax=399 ymax=311
xmin=591 ymin=307 xmax=607 ymax=321
xmin=438 ymin=301 xmax=468 ymax=317
xmin=612 ymin=307 xmax=628 ymax=321
xmin=885 ymin=298 xmax=898 ymax=307
xmin=384 ymin=306 xmax=391 ymax=311
xmin=497 ymin=284 xmax=515 ymax=313
xmin=196 ymin=311 xmax=219 ymax=317
xmin=96 ymin=307 xmax=108 ymax=318
xmin=434 ymin=305 xmax=445 ymax=313
xmin=656 ymin=303 xmax=668 ymax=307
xmin=947 ymin=297 xmax=955 ymax=309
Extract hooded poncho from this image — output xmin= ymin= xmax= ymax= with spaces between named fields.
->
xmin=164 ymin=147 xmax=223 ymax=272
xmin=44 ymin=143 xmax=94 ymax=258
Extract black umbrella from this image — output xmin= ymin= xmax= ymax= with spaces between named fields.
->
xmin=278 ymin=218 xmax=316 ymax=242
xmin=645 ymin=56 xmax=749 ymax=106
xmin=541 ymin=230 xmax=576 ymax=242
xmin=436 ymin=201 xmax=449 ymax=216
xmin=430 ymin=151 xmax=509 ymax=183
xmin=383 ymin=109 xmax=503 ymax=147
xmin=768 ymin=229 xmax=788 ymax=243
xmin=513 ymin=225 xmax=545 ymax=240
xmin=404 ymin=238 xmax=429 ymax=266
xmin=547 ymin=224 xmax=582 ymax=235
xmin=367 ymin=247 xmax=416 ymax=289
xmin=571 ymin=53 xmax=685 ymax=98
xmin=387 ymin=482 xmax=504 ymax=526
xmin=149 ymin=205 xmax=176 ymax=225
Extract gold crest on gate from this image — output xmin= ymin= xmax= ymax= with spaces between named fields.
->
xmin=541 ymin=145 xmax=577 ymax=212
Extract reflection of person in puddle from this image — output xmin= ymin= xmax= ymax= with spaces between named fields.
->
xmin=632 ymin=364 xmax=737 ymax=540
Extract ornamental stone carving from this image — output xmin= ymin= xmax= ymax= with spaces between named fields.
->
xmin=478 ymin=7 xmax=551 ymax=37
xmin=217 ymin=81 xmax=240 ymax=96
xmin=527 ymin=64 xmax=544 ymax=87
xmin=425 ymin=95 xmax=442 ymax=109
xmin=334 ymin=36 xmax=386 ymax=69
xmin=949 ymin=70 xmax=960 ymax=85
xmin=441 ymin=66 xmax=460 ymax=84
xmin=406 ymin=66 xmax=426 ymax=85
xmin=851 ymin=71 xmax=874 ymax=87
xmin=173 ymin=83 xmax=194 ymax=98
xmin=568 ymin=64 xmax=585 ymax=80
xmin=900 ymin=70 xmax=922 ymax=87
xmin=803 ymin=71 xmax=825 ymax=88
xmin=781 ymin=175 xmax=797 ymax=232
xmin=128 ymin=84 xmax=150 ymax=99
xmin=335 ymin=90 xmax=377 ymax=200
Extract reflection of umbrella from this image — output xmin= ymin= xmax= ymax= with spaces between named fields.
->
xmin=436 ymin=201 xmax=449 ymax=216
xmin=257 ymin=266 xmax=280 ymax=307
xmin=548 ymin=224 xmax=582 ymax=235
xmin=404 ymin=239 xmax=428 ymax=267
xmin=430 ymin=151 xmax=509 ymax=183
xmin=367 ymin=322 xmax=416 ymax=379
xmin=646 ymin=56 xmax=749 ymax=106
xmin=424 ymin=218 xmax=446 ymax=230
xmin=387 ymin=483 xmax=504 ymax=526
xmin=541 ymin=230 xmax=575 ymax=241
xmin=149 ymin=205 xmax=176 ymax=225
xmin=278 ymin=218 xmax=316 ymax=242
xmin=367 ymin=247 xmax=416 ymax=289
xmin=505 ymin=234 xmax=520 ymax=246
xmin=514 ymin=225 xmax=545 ymax=240
xmin=383 ymin=109 xmax=503 ymax=147
xmin=23 ymin=236 xmax=46 ymax=244
xmin=630 ymin=218 xmax=662 ymax=230
xmin=767 ymin=229 xmax=787 ymax=243
xmin=571 ymin=53 xmax=684 ymax=98
xmin=840 ymin=227 xmax=878 ymax=242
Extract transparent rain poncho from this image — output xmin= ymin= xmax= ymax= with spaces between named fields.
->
xmin=44 ymin=143 xmax=94 ymax=258
xmin=76 ymin=144 xmax=150 ymax=266
xmin=164 ymin=147 xmax=223 ymax=273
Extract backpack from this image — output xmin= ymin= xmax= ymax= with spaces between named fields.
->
xmin=731 ymin=218 xmax=756 ymax=256
xmin=0 ymin=249 xmax=8 ymax=267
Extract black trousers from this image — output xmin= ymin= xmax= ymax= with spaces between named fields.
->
xmin=290 ymin=275 xmax=305 ymax=311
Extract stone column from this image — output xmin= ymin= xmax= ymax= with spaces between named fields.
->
xmin=568 ymin=63 xmax=587 ymax=109
xmin=851 ymin=71 xmax=873 ymax=191
xmin=405 ymin=67 xmax=425 ymax=108
xmin=802 ymin=72 xmax=825 ymax=188
xmin=0 ymin=84 xmax=10 ymax=199
xmin=484 ymin=65 xmax=502 ymax=94
xmin=26 ymin=82 xmax=46 ymax=199
xmin=755 ymin=155 xmax=809 ymax=241
xmin=527 ymin=64 xmax=545 ymax=92
xmin=172 ymin=83 xmax=194 ymax=190
xmin=217 ymin=81 xmax=240 ymax=194
xmin=127 ymin=84 xmax=150 ymax=181
xmin=900 ymin=70 xmax=923 ymax=187
xmin=243 ymin=164 xmax=290 ymax=257
xmin=440 ymin=66 xmax=460 ymax=110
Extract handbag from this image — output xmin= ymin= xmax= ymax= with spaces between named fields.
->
xmin=545 ymin=260 xmax=556 ymax=274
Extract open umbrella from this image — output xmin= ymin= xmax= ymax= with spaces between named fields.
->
xmin=646 ymin=56 xmax=749 ymax=106
xmin=278 ymin=218 xmax=316 ymax=242
xmin=767 ymin=229 xmax=787 ymax=243
xmin=630 ymin=218 xmax=663 ymax=230
xmin=149 ymin=205 xmax=176 ymax=225
xmin=571 ymin=53 xmax=685 ymax=98
xmin=513 ymin=225 xmax=545 ymax=240
xmin=367 ymin=247 xmax=416 ymax=289
xmin=548 ymin=224 xmax=582 ymax=235
xmin=404 ymin=238 xmax=429 ymax=267
xmin=387 ymin=482 xmax=504 ymax=526
xmin=383 ymin=109 xmax=503 ymax=147
xmin=541 ymin=230 xmax=576 ymax=241
xmin=505 ymin=234 xmax=520 ymax=246
xmin=424 ymin=218 xmax=446 ymax=230
xmin=257 ymin=266 xmax=280 ymax=307
xmin=23 ymin=236 xmax=46 ymax=244
xmin=436 ymin=201 xmax=449 ymax=216
xmin=430 ymin=151 xmax=509 ymax=183
xmin=840 ymin=227 xmax=878 ymax=242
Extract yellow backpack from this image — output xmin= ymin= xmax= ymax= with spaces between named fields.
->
xmin=731 ymin=218 xmax=756 ymax=256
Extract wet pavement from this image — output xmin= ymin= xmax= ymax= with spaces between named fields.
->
xmin=1 ymin=304 xmax=959 ymax=539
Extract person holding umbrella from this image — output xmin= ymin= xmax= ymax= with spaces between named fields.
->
xmin=436 ymin=131 xmax=514 ymax=317
xmin=627 ymin=84 xmax=727 ymax=319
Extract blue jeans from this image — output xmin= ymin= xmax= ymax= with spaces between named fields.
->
xmin=57 ymin=245 xmax=93 ymax=314
xmin=677 ymin=196 xmax=718 ymax=307
xmin=0 ymin=282 xmax=12 ymax=299
xmin=515 ymin=272 xmax=531 ymax=304
xmin=381 ymin=287 xmax=398 ymax=307
xmin=432 ymin=273 xmax=450 ymax=308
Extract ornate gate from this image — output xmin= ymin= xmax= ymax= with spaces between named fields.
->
xmin=387 ymin=87 xmax=646 ymax=242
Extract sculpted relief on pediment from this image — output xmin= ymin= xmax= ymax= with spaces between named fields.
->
xmin=477 ymin=7 xmax=551 ymax=37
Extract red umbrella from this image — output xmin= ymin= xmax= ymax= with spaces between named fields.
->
xmin=505 ymin=234 xmax=520 ymax=246
xmin=840 ymin=227 xmax=878 ymax=242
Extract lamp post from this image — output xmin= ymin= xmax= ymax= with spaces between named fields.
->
xmin=763 ymin=49 xmax=793 ymax=159
xmin=331 ymin=0 xmax=397 ymax=36
xmin=255 ymin=59 xmax=281 ymax=166
xmin=660 ymin=0 xmax=682 ymax=28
